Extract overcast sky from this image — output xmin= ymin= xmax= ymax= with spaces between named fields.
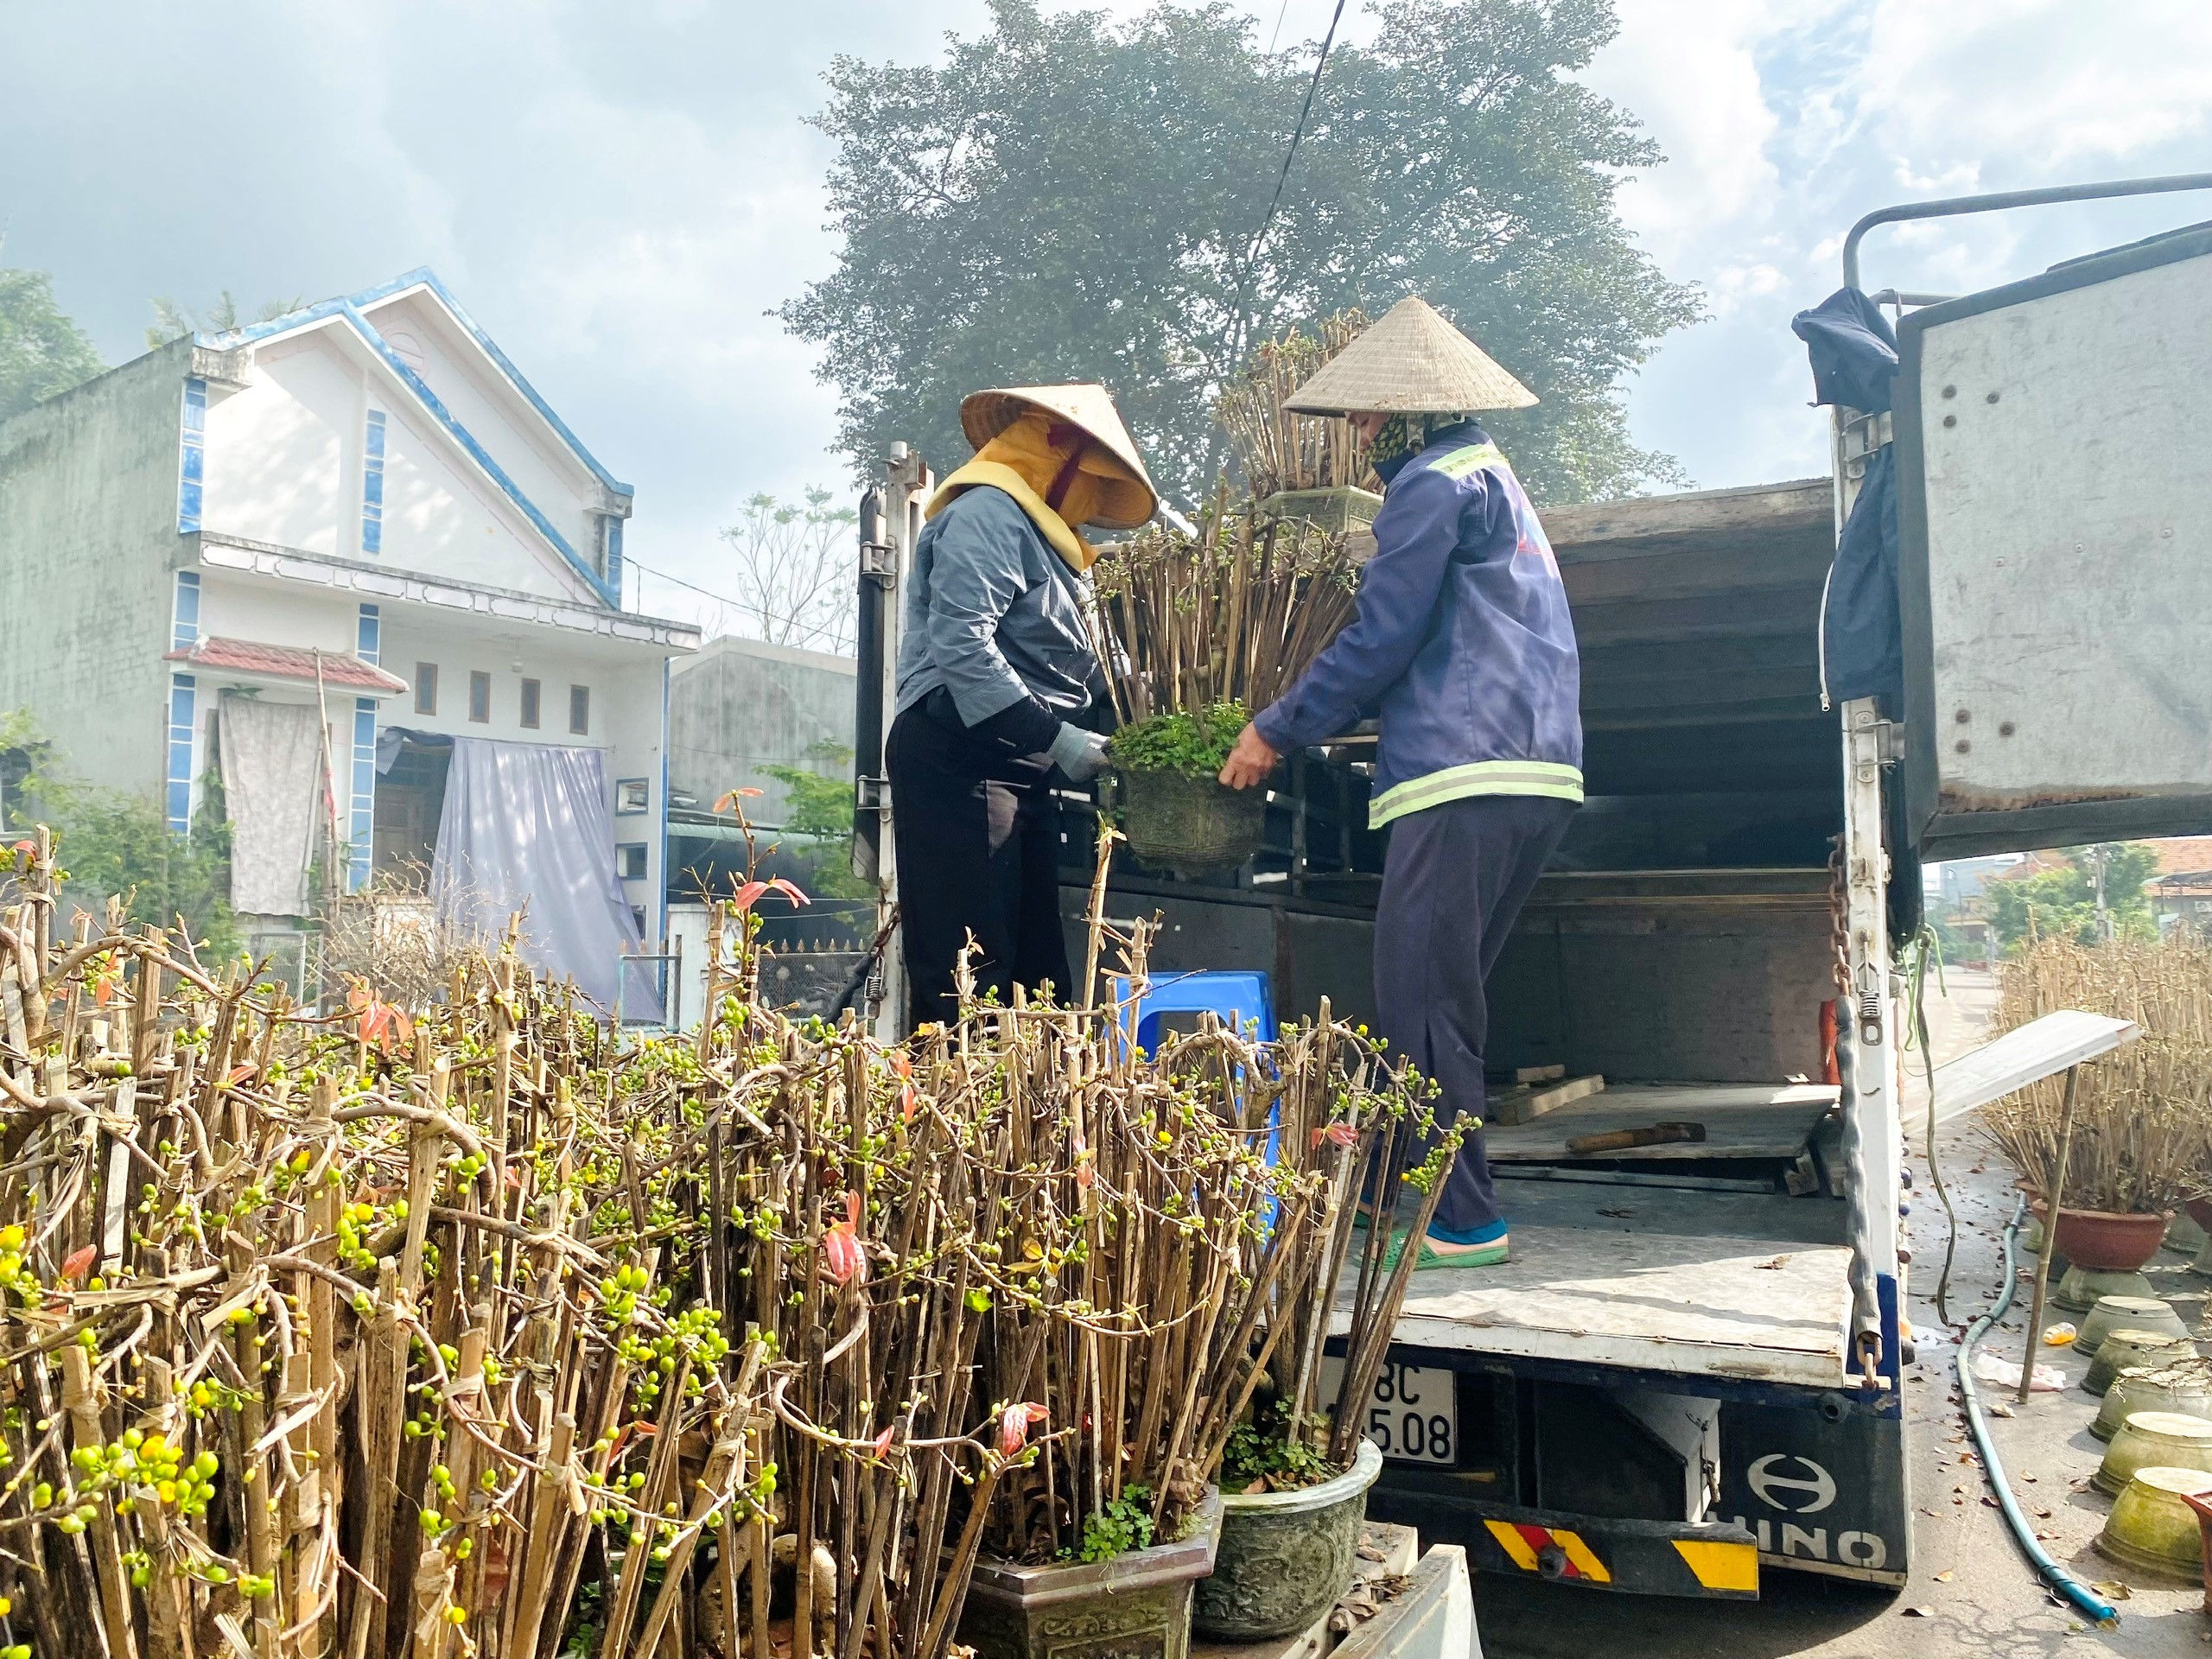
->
xmin=4 ymin=0 xmax=2207 ymax=636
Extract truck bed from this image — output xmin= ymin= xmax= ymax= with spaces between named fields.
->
xmin=1338 ymin=1079 xmax=1857 ymax=1391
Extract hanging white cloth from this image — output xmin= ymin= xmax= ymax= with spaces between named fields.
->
xmin=430 ymin=736 xmax=644 ymax=1013
xmin=217 ymin=696 xmax=325 ymax=917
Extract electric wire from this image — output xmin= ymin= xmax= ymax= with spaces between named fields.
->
xmin=628 ymin=556 xmax=855 ymax=653
xmin=1906 ymin=924 xmax=1961 ymax=1325
xmin=1956 ymin=1197 xmax=2119 ymax=1626
xmin=1238 ymin=0 xmax=1349 ymax=286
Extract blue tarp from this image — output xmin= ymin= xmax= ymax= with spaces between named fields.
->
xmin=1793 ymin=287 xmax=1903 ymax=708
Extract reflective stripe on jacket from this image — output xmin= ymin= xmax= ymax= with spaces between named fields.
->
xmin=1252 ymin=422 xmax=1582 ymax=829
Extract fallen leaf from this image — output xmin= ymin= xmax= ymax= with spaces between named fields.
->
xmin=2090 ymin=1580 xmax=2133 ymax=1601
xmin=1904 ymin=1606 xmax=1936 ymax=1618
xmin=1934 ymin=1570 xmax=1954 ymax=1582
xmin=1986 ymin=1402 xmax=2015 ymax=1417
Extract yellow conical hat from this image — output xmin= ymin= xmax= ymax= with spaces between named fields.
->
xmin=957 ymin=384 xmax=1159 ymax=529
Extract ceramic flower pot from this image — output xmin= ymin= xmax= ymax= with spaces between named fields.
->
xmin=1193 ymin=1440 xmax=1384 ymax=1640
xmin=2077 ymin=1294 xmax=2190 ymax=1358
xmin=961 ymin=1491 xmax=1223 ymax=1659
xmin=2053 ymin=1207 xmax=2176 ymax=1273
xmin=2086 ymin=1331 xmax=2199 ymax=1398
xmin=2097 ymin=1412 xmax=2212 ymax=1495
xmin=2093 ymin=1359 xmax=2212 ymax=1441
xmin=2098 ymin=1466 xmax=2212 ymax=1581
xmin=2056 ymin=1263 xmax=2158 ymax=1315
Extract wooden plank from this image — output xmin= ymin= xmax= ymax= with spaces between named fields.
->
xmin=1491 ymin=1063 xmax=1566 ymax=1084
xmin=1485 ymin=1073 xmax=1605 ymax=1128
xmin=1544 ymin=477 xmax=1832 ymax=551
xmin=1338 ymin=1224 xmax=1854 ymax=1388
xmin=1484 ymin=1083 xmax=1838 ymax=1164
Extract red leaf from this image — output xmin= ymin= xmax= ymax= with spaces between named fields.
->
xmin=729 ymin=880 xmax=768 ymax=913
xmin=736 ymin=787 xmax=764 ymax=798
xmin=899 ymin=1084 xmax=919 ymax=1125
xmin=766 ymin=877 xmax=810 ymax=906
xmin=998 ymin=1402 xmax=1048 ymax=1458
xmin=872 ymin=1426 xmax=896 ymax=1459
xmin=891 ymin=1053 xmax=912 ymax=1078
xmin=62 ymin=1246 xmax=97 ymax=1282
xmin=823 ymin=1192 xmax=868 ymax=1287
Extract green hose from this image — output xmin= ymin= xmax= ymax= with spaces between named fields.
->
xmin=1955 ymin=1194 xmax=2118 ymax=1625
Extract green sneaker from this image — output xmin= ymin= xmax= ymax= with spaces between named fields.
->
xmin=1381 ymin=1229 xmax=1510 ymax=1271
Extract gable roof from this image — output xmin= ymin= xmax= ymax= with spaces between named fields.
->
xmin=197 ymin=270 xmax=629 ymax=607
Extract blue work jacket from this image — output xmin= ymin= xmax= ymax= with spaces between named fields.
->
xmin=1253 ymin=422 xmax=1583 ymax=828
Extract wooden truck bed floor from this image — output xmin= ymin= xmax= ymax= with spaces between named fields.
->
xmin=1483 ymin=1082 xmax=1839 ymax=1164
xmin=1337 ymin=1079 xmax=1857 ymax=1390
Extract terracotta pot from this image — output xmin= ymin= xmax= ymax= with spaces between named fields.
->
xmin=2188 ymin=1198 xmax=2212 ymax=1236
xmin=2181 ymin=1488 xmax=2212 ymax=1612
xmin=2051 ymin=1207 xmax=2175 ymax=1272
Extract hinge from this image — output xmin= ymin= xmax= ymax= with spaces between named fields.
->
xmin=855 ymin=777 xmax=890 ymax=812
xmin=859 ymin=543 xmax=898 ymax=584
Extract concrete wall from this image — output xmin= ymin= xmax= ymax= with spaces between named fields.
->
xmin=0 ymin=342 xmax=185 ymax=794
xmin=207 ymin=328 xmax=588 ymax=601
xmin=667 ymin=635 xmax=856 ymax=824
xmin=367 ymin=293 xmax=609 ymax=562
xmin=377 ymin=610 xmax=672 ymax=934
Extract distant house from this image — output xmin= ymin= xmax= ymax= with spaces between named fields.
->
xmin=2145 ymin=837 xmax=2212 ymax=938
xmin=0 ymin=269 xmax=700 ymax=1012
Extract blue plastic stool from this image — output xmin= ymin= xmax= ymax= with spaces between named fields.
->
xmin=1112 ymin=969 xmax=1276 ymax=1056
xmin=1113 ymin=971 xmax=1282 ymax=1183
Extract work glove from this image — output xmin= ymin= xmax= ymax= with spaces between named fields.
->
xmin=1049 ymin=722 xmax=1112 ymax=783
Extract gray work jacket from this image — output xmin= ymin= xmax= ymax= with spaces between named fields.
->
xmin=893 ymin=485 xmax=1104 ymax=732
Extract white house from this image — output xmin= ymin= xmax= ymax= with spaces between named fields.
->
xmin=0 ymin=269 xmax=700 ymax=1013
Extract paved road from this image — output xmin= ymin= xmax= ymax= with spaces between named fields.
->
xmin=1471 ymin=969 xmax=2212 ymax=1657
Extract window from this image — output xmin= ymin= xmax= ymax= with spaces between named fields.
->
xmin=598 ymin=515 xmax=625 ymax=589
xmin=415 ymin=664 xmax=438 ymax=715
xmin=614 ymin=777 xmax=649 ymax=815
xmin=519 ymin=677 xmax=541 ymax=729
xmin=616 ymin=843 xmax=649 ymax=881
xmin=362 ymin=410 xmax=387 ymax=555
xmin=569 ymin=684 xmax=590 ymax=735
xmin=355 ymin=602 xmax=381 ymax=665
xmin=177 ymin=378 xmax=207 ymax=534
xmin=468 ymin=671 xmax=492 ymax=723
xmin=172 ymin=571 xmax=200 ymax=652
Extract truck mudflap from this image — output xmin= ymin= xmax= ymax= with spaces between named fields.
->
xmin=1382 ymin=1498 xmax=1758 ymax=1599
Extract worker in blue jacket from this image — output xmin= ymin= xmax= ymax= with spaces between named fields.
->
xmin=1219 ymin=297 xmax=1582 ymax=1268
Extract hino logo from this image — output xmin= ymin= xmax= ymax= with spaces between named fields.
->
xmin=1747 ymin=1453 xmax=1837 ymax=1515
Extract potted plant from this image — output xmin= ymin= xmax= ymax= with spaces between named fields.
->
xmin=1981 ymin=932 xmax=2212 ymax=1273
xmin=1107 ymin=702 xmax=1267 ymax=878
xmin=1088 ymin=499 xmax=1361 ymax=878
xmin=1190 ymin=1012 xmax=1465 ymax=1642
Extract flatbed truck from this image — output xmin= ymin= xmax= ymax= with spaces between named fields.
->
xmin=849 ymin=190 xmax=2212 ymax=1600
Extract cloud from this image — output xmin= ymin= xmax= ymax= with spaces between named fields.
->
xmin=3 ymin=0 xmax=2207 ymax=621
xmin=1586 ymin=0 xmax=2212 ymax=493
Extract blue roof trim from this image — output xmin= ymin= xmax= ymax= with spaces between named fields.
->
xmin=203 ymin=265 xmax=634 ymax=499
xmin=339 ymin=302 xmax=620 ymax=607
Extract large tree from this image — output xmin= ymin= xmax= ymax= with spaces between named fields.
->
xmin=781 ymin=0 xmax=1700 ymax=506
xmin=0 ymin=268 xmax=105 ymax=423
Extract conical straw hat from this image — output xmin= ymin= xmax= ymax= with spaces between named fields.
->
xmin=1281 ymin=296 xmax=1536 ymax=416
xmin=958 ymin=384 xmax=1160 ymax=529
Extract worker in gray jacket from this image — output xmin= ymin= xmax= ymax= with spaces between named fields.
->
xmin=1220 ymin=298 xmax=1582 ymax=1268
xmin=887 ymin=384 xmax=1159 ymax=1027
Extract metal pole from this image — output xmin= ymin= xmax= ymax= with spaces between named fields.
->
xmin=1843 ymin=172 xmax=2212 ymax=290
xmin=2019 ymin=1065 xmax=2082 ymax=1404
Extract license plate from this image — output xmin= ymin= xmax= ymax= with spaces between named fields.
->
xmin=1319 ymin=1357 xmax=1458 ymax=1465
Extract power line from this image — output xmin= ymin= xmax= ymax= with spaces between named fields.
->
xmin=1264 ymin=0 xmax=1292 ymax=54
xmin=627 ymin=556 xmax=855 ymax=653
xmin=1241 ymin=0 xmax=1349 ymax=285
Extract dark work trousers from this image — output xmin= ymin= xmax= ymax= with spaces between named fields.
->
xmin=1372 ymin=793 xmax=1576 ymax=1235
xmin=885 ymin=700 xmax=1072 ymax=1029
